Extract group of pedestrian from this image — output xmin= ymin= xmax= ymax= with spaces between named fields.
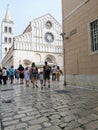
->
xmin=0 ymin=61 xmax=63 ymax=88
xmin=51 ymin=65 xmax=63 ymax=81
xmin=30 ymin=61 xmax=62 ymax=89
xmin=0 ymin=65 xmax=21 ymax=85
xmin=23 ymin=61 xmax=51 ymax=89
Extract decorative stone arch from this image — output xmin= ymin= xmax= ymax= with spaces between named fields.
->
xmin=44 ymin=55 xmax=57 ymax=65
xmin=23 ymin=59 xmax=32 ymax=67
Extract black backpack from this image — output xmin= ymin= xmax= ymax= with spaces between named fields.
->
xmin=44 ymin=65 xmax=50 ymax=74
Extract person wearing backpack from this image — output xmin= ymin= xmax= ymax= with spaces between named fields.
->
xmin=43 ymin=61 xmax=51 ymax=88
xmin=18 ymin=64 xmax=24 ymax=84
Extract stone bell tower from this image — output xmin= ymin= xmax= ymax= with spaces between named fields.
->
xmin=1 ymin=5 xmax=14 ymax=60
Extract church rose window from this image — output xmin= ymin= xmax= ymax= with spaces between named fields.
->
xmin=46 ymin=21 xmax=52 ymax=29
xmin=45 ymin=32 xmax=54 ymax=43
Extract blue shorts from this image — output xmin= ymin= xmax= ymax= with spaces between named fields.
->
xmin=40 ymin=79 xmax=43 ymax=85
xmin=31 ymin=73 xmax=37 ymax=78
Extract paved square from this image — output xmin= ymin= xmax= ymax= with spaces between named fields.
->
xmin=0 ymin=80 xmax=98 ymax=130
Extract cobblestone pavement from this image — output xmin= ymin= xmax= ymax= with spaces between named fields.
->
xmin=0 ymin=79 xmax=98 ymax=130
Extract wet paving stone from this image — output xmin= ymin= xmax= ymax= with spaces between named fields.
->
xmin=0 ymin=81 xmax=98 ymax=130
xmin=55 ymin=90 xmax=71 ymax=94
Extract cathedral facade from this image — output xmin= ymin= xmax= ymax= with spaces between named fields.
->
xmin=1 ymin=8 xmax=63 ymax=70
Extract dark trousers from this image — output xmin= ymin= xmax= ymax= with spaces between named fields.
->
xmin=0 ymin=75 xmax=2 ymax=84
xmin=10 ymin=75 xmax=14 ymax=84
xmin=2 ymin=76 xmax=7 ymax=84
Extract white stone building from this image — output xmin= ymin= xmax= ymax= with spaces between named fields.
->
xmin=1 ymin=8 xmax=63 ymax=70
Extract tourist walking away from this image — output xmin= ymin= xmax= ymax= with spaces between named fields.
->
xmin=0 ymin=66 xmax=2 ymax=84
xmin=2 ymin=67 xmax=8 ymax=85
xmin=18 ymin=64 xmax=24 ymax=84
xmin=24 ymin=67 xmax=30 ymax=86
xmin=30 ymin=62 xmax=38 ymax=88
xmin=51 ymin=65 xmax=56 ymax=81
xmin=56 ymin=66 xmax=61 ymax=81
xmin=9 ymin=65 xmax=15 ymax=84
xmin=14 ymin=69 xmax=19 ymax=81
xmin=39 ymin=70 xmax=44 ymax=89
xmin=43 ymin=61 xmax=51 ymax=88
xmin=6 ymin=69 xmax=9 ymax=80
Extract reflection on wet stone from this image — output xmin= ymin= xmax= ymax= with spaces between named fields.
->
xmin=0 ymin=80 xmax=98 ymax=130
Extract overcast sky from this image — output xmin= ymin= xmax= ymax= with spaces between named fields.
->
xmin=0 ymin=0 xmax=62 ymax=62
xmin=0 ymin=0 xmax=62 ymax=36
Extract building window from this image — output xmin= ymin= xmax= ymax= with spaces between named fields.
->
xmin=9 ymin=27 xmax=12 ymax=33
xmin=4 ymin=37 xmax=7 ymax=43
xmin=9 ymin=38 xmax=11 ymax=43
xmin=5 ymin=47 xmax=7 ymax=52
xmin=4 ymin=27 xmax=7 ymax=32
xmin=90 ymin=19 xmax=98 ymax=52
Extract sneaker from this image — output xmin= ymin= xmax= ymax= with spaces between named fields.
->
xmin=36 ymin=85 xmax=38 ymax=88
xmin=41 ymin=86 xmax=43 ymax=89
xmin=20 ymin=82 xmax=24 ymax=84
xmin=48 ymin=85 xmax=50 ymax=88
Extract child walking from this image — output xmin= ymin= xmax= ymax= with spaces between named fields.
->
xmin=24 ymin=67 xmax=30 ymax=86
xmin=39 ymin=71 xmax=44 ymax=89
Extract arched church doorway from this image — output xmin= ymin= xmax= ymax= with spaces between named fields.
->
xmin=23 ymin=59 xmax=32 ymax=67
